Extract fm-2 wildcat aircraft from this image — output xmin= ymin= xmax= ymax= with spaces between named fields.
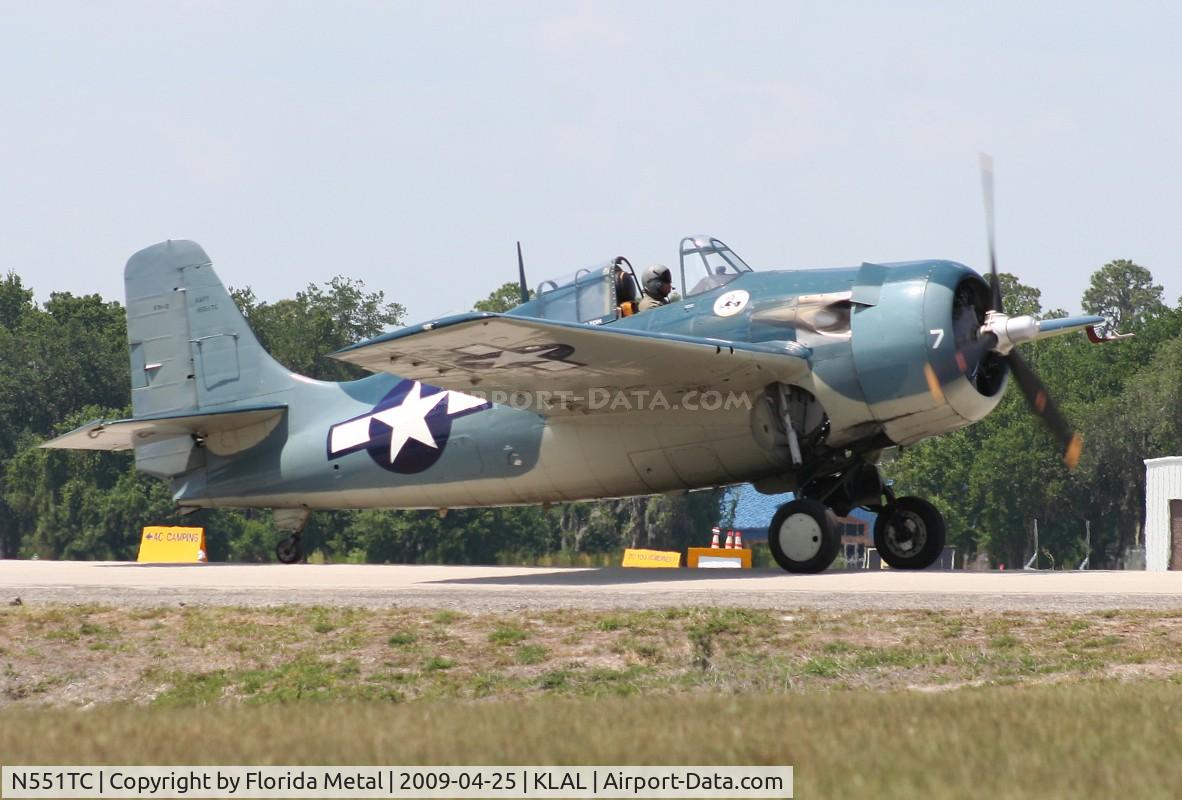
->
xmin=44 ymin=165 xmax=1124 ymax=572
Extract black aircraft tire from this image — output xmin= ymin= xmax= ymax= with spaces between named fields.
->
xmin=768 ymin=498 xmax=840 ymax=574
xmin=276 ymin=535 xmax=303 ymax=565
xmin=873 ymin=496 xmax=946 ymax=570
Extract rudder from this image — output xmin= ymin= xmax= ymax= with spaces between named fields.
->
xmin=125 ymin=240 xmax=293 ymax=417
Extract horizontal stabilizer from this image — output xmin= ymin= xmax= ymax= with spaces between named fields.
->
xmin=331 ymin=313 xmax=810 ymax=415
xmin=41 ymin=404 xmax=287 ymax=453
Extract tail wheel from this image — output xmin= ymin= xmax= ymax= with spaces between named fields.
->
xmin=768 ymin=498 xmax=840 ymax=574
xmin=873 ymin=496 xmax=946 ymax=569
xmin=276 ymin=535 xmax=303 ymax=564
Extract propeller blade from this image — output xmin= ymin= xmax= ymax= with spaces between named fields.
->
xmin=954 ymin=331 xmax=999 ymax=376
xmin=517 ymin=241 xmax=529 ymax=304
xmin=1007 ymin=349 xmax=1083 ymax=470
xmin=969 ymin=156 xmax=1082 ymax=469
xmin=980 ymin=153 xmax=1003 ymax=313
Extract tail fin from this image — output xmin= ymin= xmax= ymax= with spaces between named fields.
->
xmin=125 ymin=240 xmax=293 ymax=416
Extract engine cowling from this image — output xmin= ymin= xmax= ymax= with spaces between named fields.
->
xmin=850 ymin=260 xmax=1007 ymax=446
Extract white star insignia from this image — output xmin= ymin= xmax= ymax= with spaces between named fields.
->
xmin=328 ymin=383 xmax=489 ymax=463
xmin=370 ymin=382 xmax=446 ymax=462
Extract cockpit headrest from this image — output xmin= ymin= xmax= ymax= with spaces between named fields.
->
xmin=616 ymin=270 xmax=639 ymax=304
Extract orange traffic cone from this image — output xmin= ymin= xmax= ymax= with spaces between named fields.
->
xmin=724 ymin=530 xmax=735 ymax=549
xmin=710 ymin=527 xmax=721 ymax=548
xmin=734 ymin=530 xmax=743 ymax=549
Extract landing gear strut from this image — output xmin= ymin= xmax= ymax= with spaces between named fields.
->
xmin=273 ymin=508 xmax=310 ymax=565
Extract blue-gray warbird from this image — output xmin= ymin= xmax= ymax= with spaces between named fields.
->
xmin=44 ymin=161 xmax=1122 ymax=572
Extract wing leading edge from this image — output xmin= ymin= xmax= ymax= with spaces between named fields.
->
xmin=331 ymin=313 xmax=811 ymax=415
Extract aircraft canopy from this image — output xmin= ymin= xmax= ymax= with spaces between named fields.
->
xmin=680 ymin=236 xmax=753 ymax=297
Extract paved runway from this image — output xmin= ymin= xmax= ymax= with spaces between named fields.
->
xmin=2 ymin=560 xmax=1181 ymax=612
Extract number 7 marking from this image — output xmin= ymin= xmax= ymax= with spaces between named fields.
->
xmin=929 ymin=328 xmax=945 ymax=349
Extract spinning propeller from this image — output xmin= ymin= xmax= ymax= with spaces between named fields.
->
xmin=955 ymin=155 xmax=1090 ymax=469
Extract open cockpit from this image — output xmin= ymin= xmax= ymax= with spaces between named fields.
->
xmin=508 ymin=236 xmax=753 ymax=324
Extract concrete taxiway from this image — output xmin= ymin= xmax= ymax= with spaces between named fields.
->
xmin=1 ymin=560 xmax=1180 ymax=612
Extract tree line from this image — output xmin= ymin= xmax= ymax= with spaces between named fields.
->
xmin=0 ymin=260 xmax=1175 ymax=566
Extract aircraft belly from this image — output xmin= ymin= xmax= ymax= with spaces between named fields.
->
xmin=664 ymin=444 xmax=730 ymax=487
xmin=711 ymin=432 xmax=784 ymax=479
xmin=622 ymin=449 xmax=676 ymax=492
xmin=538 ymin=408 xmax=765 ymax=496
xmin=541 ymin=418 xmax=658 ymax=498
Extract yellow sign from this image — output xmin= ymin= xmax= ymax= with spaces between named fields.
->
xmin=621 ymin=549 xmax=682 ymax=568
xmin=687 ymin=547 xmax=752 ymax=569
xmin=138 ymin=526 xmax=207 ymax=563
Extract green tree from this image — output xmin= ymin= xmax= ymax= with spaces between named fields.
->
xmin=1076 ymin=336 xmax=1182 ymax=563
xmin=0 ymin=291 xmax=130 ymax=558
xmin=474 ymin=282 xmax=529 ymax=313
xmin=546 ymin=492 xmax=722 ymax=555
xmin=0 ymin=272 xmax=34 ymax=331
xmin=231 ymin=277 xmax=405 ymax=381
xmin=997 ymin=273 xmax=1045 ymax=317
xmin=1082 ymin=259 xmax=1166 ymax=332
xmin=0 ymin=293 xmax=128 ymax=447
xmin=4 ymin=407 xmax=184 ymax=559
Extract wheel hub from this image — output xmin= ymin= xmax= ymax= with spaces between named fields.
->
xmin=778 ymin=513 xmax=823 ymax=562
xmin=884 ymin=510 xmax=926 ymax=557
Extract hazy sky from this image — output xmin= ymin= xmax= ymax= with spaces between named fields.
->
xmin=2 ymin=1 xmax=1179 ymax=326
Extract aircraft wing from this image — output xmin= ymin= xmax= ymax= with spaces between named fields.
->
xmin=41 ymin=405 xmax=287 ymax=451
xmin=332 ymin=313 xmax=810 ymax=414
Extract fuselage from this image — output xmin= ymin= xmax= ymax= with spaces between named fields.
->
xmin=181 ymin=259 xmax=1005 ymax=512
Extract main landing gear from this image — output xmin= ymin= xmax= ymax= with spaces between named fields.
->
xmin=273 ymin=508 xmax=310 ymax=565
xmin=872 ymin=496 xmax=946 ymax=570
xmin=766 ymin=462 xmax=946 ymax=573
xmin=768 ymin=499 xmax=840 ymax=574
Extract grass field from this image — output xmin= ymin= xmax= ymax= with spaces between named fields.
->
xmin=3 ymin=686 xmax=1182 ymax=798
xmin=3 ymin=604 xmax=1182 ymax=797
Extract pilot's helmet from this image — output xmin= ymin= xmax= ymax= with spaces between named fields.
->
xmin=643 ymin=264 xmax=672 ymax=296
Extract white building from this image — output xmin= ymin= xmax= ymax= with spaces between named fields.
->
xmin=1144 ymin=457 xmax=1182 ymax=571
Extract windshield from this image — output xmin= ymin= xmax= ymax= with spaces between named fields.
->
xmin=679 ymin=236 xmax=752 ymax=297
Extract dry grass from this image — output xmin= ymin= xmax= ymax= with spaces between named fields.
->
xmin=4 ymin=605 xmax=1182 ymax=708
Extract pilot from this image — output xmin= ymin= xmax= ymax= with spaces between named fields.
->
xmin=638 ymin=265 xmax=673 ymax=312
